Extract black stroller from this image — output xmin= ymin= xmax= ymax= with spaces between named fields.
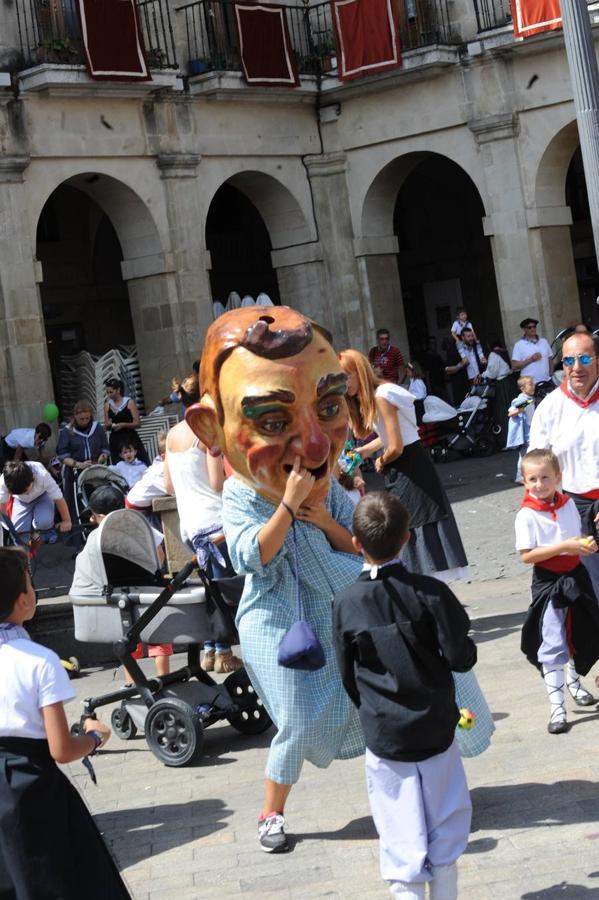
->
xmin=70 ymin=509 xmax=272 ymax=766
xmin=422 ymin=382 xmax=502 ymax=461
xmin=70 ymin=464 xmax=129 ymax=532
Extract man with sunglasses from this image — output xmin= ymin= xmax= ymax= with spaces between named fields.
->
xmin=529 ymin=332 xmax=599 ymax=595
xmin=511 ymin=318 xmax=555 ymax=403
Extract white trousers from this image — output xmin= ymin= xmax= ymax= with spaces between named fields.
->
xmin=538 ymin=603 xmax=569 ymax=667
xmin=365 ymin=741 xmax=472 ymax=885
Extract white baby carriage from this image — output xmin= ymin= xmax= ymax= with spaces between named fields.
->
xmin=421 ymin=381 xmax=501 ymax=461
xmin=70 ymin=509 xmax=272 ymax=766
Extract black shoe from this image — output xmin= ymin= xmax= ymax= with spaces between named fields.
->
xmin=547 ymin=717 xmax=568 ymax=734
xmin=572 ymin=691 xmax=596 ymax=707
xmin=258 ymin=812 xmax=290 ymax=853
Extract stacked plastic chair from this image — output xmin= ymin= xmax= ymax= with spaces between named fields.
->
xmin=58 ymin=346 xmax=146 ymax=418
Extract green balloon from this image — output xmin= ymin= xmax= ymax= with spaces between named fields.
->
xmin=43 ymin=402 xmax=59 ymax=423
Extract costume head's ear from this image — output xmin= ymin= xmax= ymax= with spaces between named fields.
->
xmin=185 ymin=396 xmax=222 ymax=452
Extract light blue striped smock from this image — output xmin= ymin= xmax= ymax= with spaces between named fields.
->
xmin=222 ymin=476 xmax=365 ymax=784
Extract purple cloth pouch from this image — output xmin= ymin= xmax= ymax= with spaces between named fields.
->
xmin=277 ymin=524 xmax=326 ymax=672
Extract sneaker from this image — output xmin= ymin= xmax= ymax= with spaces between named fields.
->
xmin=201 ymin=650 xmax=215 ymax=672
xmin=258 ymin=812 xmax=289 ymax=853
xmin=214 ymin=651 xmax=243 ymax=674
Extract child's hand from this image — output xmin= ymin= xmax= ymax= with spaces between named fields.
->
xmin=83 ymin=717 xmax=111 ymax=748
xmin=283 ymin=457 xmax=315 ymax=513
xmin=579 ymin=536 xmax=598 ymax=554
xmin=562 ymin=537 xmax=594 ymax=555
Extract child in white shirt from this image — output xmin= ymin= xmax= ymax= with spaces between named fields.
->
xmin=110 ymin=442 xmax=148 ymax=489
xmin=515 ymin=448 xmax=599 ymax=734
xmin=506 ymin=375 xmax=536 ymax=483
xmin=451 ymin=307 xmax=478 ymax=345
xmin=0 ymin=546 xmax=130 ymax=898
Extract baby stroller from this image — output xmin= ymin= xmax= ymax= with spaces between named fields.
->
xmin=70 ymin=509 xmax=272 ymax=766
xmin=422 ymin=381 xmax=501 ymax=461
xmin=72 ymin=464 xmax=129 ymax=529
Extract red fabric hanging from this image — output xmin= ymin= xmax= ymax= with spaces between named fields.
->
xmin=76 ymin=0 xmax=150 ymax=81
xmin=331 ymin=0 xmax=401 ymax=82
xmin=510 ymin=0 xmax=562 ymax=39
xmin=233 ymin=3 xmax=299 ymax=87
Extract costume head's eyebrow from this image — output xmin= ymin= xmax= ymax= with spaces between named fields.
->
xmin=241 ymin=390 xmax=295 ymax=418
xmin=317 ymin=373 xmax=348 ymax=397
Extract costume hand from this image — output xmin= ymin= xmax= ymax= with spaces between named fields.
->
xmin=296 ymin=503 xmax=331 ymax=529
xmin=283 ymin=456 xmax=315 ymax=512
xmin=83 ymin=717 xmax=111 ymax=747
xmin=57 ymin=521 xmax=72 ymax=533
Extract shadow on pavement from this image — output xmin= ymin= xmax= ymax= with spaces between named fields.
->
xmin=293 ymin=815 xmax=377 ymax=844
xmin=521 ymin=885 xmax=599 ymax=898
xmin=470 ymin=610 xmax=525 ymax=643
xmin=471 ymin=780 xmax=599 ymax=833
xmin=95 ymin=798 xmax=232 ymax=868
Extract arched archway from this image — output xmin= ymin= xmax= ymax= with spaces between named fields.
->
xmin=535 ymin=121 xmax=598 ymax=328
xmin=36 ymin=173 xmax=173 ymax=412
xmin=205 ymin=170 xmax=315 ymax=308
xmin=361 ymin=153 xmax=501 ymax=357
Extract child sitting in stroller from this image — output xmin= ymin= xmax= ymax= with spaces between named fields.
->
xmin=70 ymin=483 xmax=173 ymax=682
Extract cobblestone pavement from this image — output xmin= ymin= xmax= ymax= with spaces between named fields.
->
xmin=63 ymin=451 xmax=599 ymax=899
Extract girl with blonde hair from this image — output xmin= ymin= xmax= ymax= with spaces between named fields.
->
xmin=338 ymin=349 xmax=468 ymax=583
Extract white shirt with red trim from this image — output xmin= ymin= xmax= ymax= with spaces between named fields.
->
xmin=529 ymin=380 xmax=599 ymax=494
xmin=515 ymin=499 xmax=581 ymax=551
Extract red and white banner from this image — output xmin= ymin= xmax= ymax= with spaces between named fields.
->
xmin=76 ymin=0 xmax=150 ymax=81
xmin=511 ymin=0 xmax=562 ymax=38
xmin=331 ymin=0 xmax=401 ymax=82
xmin=234 ymin=3 xmax=299 ymax=87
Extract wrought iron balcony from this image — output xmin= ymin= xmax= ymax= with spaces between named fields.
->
xmin=175 ymin=0 xmax=458 ymax=80
xmin=472 ymin=0 xmax=512 ymax=31
xmin=14 ymin=0 xmax=178 ymax=71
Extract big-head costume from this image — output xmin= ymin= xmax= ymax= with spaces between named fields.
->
xmin=187 ymin=307 xmax=364 ymax=784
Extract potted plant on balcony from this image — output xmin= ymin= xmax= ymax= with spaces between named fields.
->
xmin=317 ymin=39 xmax=337 ymax=74
xmin=38 ymin=37 xmax=80 ymax=65
xmin=146 ymin=47 xmax=167 ymax=69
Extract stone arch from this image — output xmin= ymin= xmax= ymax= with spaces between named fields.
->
xmin=207 ymin=170 xmax=313 ymax=250
xmin=535 ymin=120 xmax=579 ymax=208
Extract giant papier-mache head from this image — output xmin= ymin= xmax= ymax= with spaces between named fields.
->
xmin=186 ymin=306 xmax=350 ymax=506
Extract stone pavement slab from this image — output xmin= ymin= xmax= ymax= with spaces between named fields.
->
xmin=58 ymin=456 xmax=599 ymax=899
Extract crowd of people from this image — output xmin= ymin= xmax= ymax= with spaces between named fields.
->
xmin=0 ymin=305 xmax=598 ymax=900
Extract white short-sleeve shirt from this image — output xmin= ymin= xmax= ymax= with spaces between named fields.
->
xmin=0 ymin=461 xmax=63 ymax=505
xmin=514 ymin=498 xmax=581 ymax=552
xmin=511 ymin=337 xmax=552 ymax=382
xmin=126 ymin=458 xmax=166 ymax=508
xmin=375 ymin=383 xmax=420 ymax=448
xmin=0 ymin=637 xmax=75 ymax=739
xmin=4 ymin=428 xmax=36 ymax=450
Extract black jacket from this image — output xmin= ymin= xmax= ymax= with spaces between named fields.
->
xmin=332 ymin=564 xmax=476 ymax=762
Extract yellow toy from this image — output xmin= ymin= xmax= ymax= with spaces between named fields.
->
xmin=580 ymin=536 xmax=595 ymax=547
xmin=458 ymin=708 xmax=475 ymax=730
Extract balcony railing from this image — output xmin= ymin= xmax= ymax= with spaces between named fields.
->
xmin=175 ymin=0 xmax=458 ymax=79
xmin=14 ymin=0 xmax=178 ymax=70
xmin=472 ymin=0 xmax=512 ymax=31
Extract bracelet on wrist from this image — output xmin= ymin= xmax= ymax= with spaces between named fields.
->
xmin=280 ymin=501 xmax=296 ymax=522
xmin=87 ymin=730 xmax=103 ymax=756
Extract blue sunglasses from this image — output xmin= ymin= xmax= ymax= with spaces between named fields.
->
xmin=562 ymin=354 xmax=596 ymax=367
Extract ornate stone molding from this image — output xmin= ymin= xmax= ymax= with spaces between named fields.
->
xmin=304 ymin=151 xmax=347 ymax=178
xmin=0 ymin=155 xmax=31 ymax=183
xmin=468 ymin=113 xmax=519 ymax=144
xmin=155 ymin=153 xmax=201 ymax=179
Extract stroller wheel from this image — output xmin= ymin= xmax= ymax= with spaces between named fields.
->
xmin=474 ymin=435 xmax=496 ymax=457
xmin=145 ymin=698 xmax=204 ymax=767
xmin=111 ymin=706 xmax=138 ymax=741
xmin=224 ymin=669 xmax=273 ymax=735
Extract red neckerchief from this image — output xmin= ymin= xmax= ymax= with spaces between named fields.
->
xmin=560 ymin=378 xmax=599 ymax=409
xmin=521 ymin=490 xmax=570 ymax=521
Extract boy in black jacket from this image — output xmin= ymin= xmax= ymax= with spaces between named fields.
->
xmin=332 ymin=492 xmax=477 ymax=900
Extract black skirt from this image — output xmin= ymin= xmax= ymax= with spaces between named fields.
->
xmin=0 ymin=738 xmax=131 ymax=900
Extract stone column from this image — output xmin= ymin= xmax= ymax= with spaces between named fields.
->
xmin=353 ymin=235 xmax=410 ymax=362
xmin=470 ymin=114 xmax=558 ymax=349
xmin=0 ymin=155 xmax=54 ymax=431
xmin=271 ymin=242 xmax=329 ymax=325
xmin=304 ymin=152 xmax=372 ymax=351
xmin=526 ymin=206 xmax=580 ymax=332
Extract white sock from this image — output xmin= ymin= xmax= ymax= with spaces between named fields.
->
xmin=566 ymin=659 xmax=593 ymax=701
xmin=542 ymin=664 xmax=566 ymax=723
xmin=429 ymin=863 xmax=458 ymax=900
xmin=388 ymin=881 xmax=426 ymax=899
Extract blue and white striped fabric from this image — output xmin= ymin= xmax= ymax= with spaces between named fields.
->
xmin=223 ymin=477 xmax=365 ymax=784
xmin=452 ymin=670 xmax=495 ymax=758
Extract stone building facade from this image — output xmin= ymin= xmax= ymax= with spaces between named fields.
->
xmin=0 ymin=0 xmax=596 ymax=429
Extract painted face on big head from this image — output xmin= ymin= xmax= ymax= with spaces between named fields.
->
xmin=218 ymin=331 xmax=349 ymax=505
xmin=562 ymin=334 xmax=599 ymax=398
xmin=522 ymin=461 xmax=560 ymax=501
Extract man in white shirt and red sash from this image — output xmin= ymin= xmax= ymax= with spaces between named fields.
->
xmin=529 ymin=332 xmax=599 ymax=595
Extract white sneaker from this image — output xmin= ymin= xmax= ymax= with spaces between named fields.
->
xmin=258 ymin=812 xmax=289 ymax=853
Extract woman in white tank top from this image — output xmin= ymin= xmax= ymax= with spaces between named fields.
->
xmin=164 ymin=374 xmax=242 ymax=675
